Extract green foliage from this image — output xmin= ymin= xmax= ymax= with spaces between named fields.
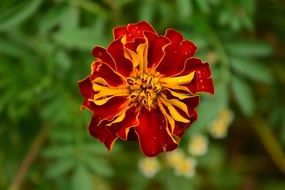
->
xmin=1 ymin=0 xmax=284 ymax=189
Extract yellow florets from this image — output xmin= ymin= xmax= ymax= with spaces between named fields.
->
xmin=138 ymin=157 xmax=160 ymax=178
xmin=188 ymin=134 xmax=208 ymax=156
xmin=165 ymin=149 xmax=197 ymax=178
xmin=209 ymin=109 xmax=234 ymax=139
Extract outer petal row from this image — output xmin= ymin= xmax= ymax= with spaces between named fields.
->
xmin=156 ymin=29 xmax=197 ymax=77
xmin=113 ymin=21 xmax=156 ymax=42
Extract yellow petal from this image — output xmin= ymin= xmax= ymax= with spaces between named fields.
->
xmin=93 ymin=83 xmax=130 ymax=100
xmin=167 ymin=89 xmax=193 ymax=100
xmin=121 ymin=35 xmax=127 ymax=45
xmin=159 ymin=96 xmax=189 ymax=123
xmin=91 ymin=97 xmax=113 ymax=106
xmin=161 ymin=83 xmax=190 ymax=92
xmin=168 ymin=99 xmax=189 ymax=117
xmin=136 ymin=43 xmax=148 ymax=72
xmin=160 ymin=71 xmax=195 ymax=85
xmin=93 ymin=77 xmax=109 ymax=86
xmin=157 ymin=99 xmax=178 ymax=143
xmin=124 ymin=47 xmax=139 ymax=68
xmin=106 ymin=107 xmax=128 ymax=126
xmin=157 ymin=99 xmax=175 ymax=129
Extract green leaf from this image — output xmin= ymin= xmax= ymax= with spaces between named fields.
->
xmin=59 ymin=5 xmax=80 ymax=31
xmin=218 ymin=10 xmax=231 ymax=26
xmin=52 ymin=28 xmax=98 ymax=50
xmin=49 ymin=128 xmax=74 ymax=142
xmin=231 ymin=58 xmax=273 ymax=83
xmin=0 ymin=38 xmax=31 ymax=59
xmin=194 ymin=0 xmax=210 ymax=13
xmin=72 ymin=165 xmax=93 ymax=190
xmin=42 ymin=145 xmax=74 ymax=158
xmin=0 ymin=0 xmax=43 ymax=31
xmin=84 ymin=156 xmax=113 ymax=177
xmin=176 ymin=0 xmax=192 ymax=19
xmin=225 ymin=41 xmax=273 ymax=57
xmin=84 ymin=143 xmax=108 ymax=155
xmin=231 ymin=76 xmax=255 ymax=116
xmin=55 ymin=50 xmax=71 ymax=71
xmin=38 ymin=5 xmax=66 ymax=34
xmin=46 ymin=158 xmax=75 ymax=178
xmin=139 ymin=0 xmax=155 ymax=22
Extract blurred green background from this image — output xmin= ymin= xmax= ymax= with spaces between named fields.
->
xmin=1 ymin=0 xmax=285 ymax=189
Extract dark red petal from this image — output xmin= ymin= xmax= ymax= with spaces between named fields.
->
xmin=113 ymin=21 xmax=156 ymax=42
xmin=113 ymin=26 xmax=127 ymax=40
xmin=92 ymin=46 xmax=116 ymax=70
xmin=107 ymin=39 xmax=133 ymax=77
xmin=181 ymin=58 xmax=214 ymax=94
xmin=78 ymin=76 xmax=93 ymax=98
xmin=143 ymin=31 xmax=171 ymax=69
xmin=78 ymin=77 xmax=94 ymax=110
xmin=165 ymin=29 xmax=183 ymax=44
xmin=173 ymin=110 xmax=198 ymax=138
xmin=156 ymin=29 xmax=197 ymax=76
xmin=90 ymin=97 xmax=129 ymax=122
xmin=89 ymin=117 xmax=118 ymax=150
xmin=90 ymin=62 xmax=125 ymax=87
xmin=135 ymin=108 xmax=178 ymax=157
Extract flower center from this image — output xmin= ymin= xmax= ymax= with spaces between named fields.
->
xmin=127 ymin=72 xmax=162 ymax=110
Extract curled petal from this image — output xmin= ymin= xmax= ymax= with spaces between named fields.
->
xmin=107 ymin=38 xmax=134 ymax=77
xmin=90 ymin=97 xmax=129 ymax=122
xmin=143 ymin=31 xmax=171 ymax=69
xmin=92 ymin=46 xmax=116 ymax=70
xmin=135 ymin=108 xmax=178 ymax=157
xmin=78 ymin=76 xmax=93 ymax=98
xmin=180 ymin=58 xmax=214 ymax=94
xmin=113 ymin=21 xmax=156 ymax=42
xmin=109 ymin=106 xmax=140 ymax=140
xmin=91 ymin=62 xmax=126 ymax=87
xmin=78 ymin=77 xmax=94 ymax=110
xmin=173 ymin=110 xmax=198 ymax=139
xmin=89 ymin=117 xmax=118 ymax=150
xmin=156 ymin=29 xmax=197 ymax=76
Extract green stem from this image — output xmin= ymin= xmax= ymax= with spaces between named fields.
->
xmin=8 ymin=124 xmax=51 ymax=190
xmin=251 ymin=116 xmax=285 ymax=174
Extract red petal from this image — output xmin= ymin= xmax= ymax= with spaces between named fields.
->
xmin=181 ymin=58 xmax=214 ymax=94
xmin=89 ymin=117 xmax=118 ymax=150
xmin=135 ymin=108 xmax=178 ymax=157
xmin=113 ymin=26 xmax=127 ymax=40
xmin=156 ymin=29 xmax=197 ymax=76
xmin=173 ymin=110 xmax=198 ymax=138
xmin=124 ymin=37 xmax=146 ymax=52
xmin=107 ymin=39 xmax=133 ymax=77
xmin=144 ymin=31 xmax=171 ymax=69
xmin=78 ymin=77 xmax=94 ymax=109
xmin=165 ymin=28 xmax=183 ymax=44
xmin=78 ymin=76 xmax=93 ymax=98
xmin=91 ymin=62 xmax=125 ymax=87
xmin=90 ymin=97 xmax=129 ymax=122
xmin=108 ymin=106 xmax=140 ymax=140
xmin=92 ymin=46 xmax=116 ymax=70
xmin=113 ymin=21 xmax=156 ymax=42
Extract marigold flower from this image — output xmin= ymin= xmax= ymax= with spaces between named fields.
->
xmin=78 ymin=21 xmax=214 ymax=157
xmin=138 ymin=157 xmax=160 ymax=178
xmin=165 ymin=149 xmax=185 ymax=167
xmin=209 ymin=109 xmax=234 ymax=139
xmin=173 ymin=157 xmax=197 ymax=178
xmin=188 ymin=133 xmax=208 ymax=156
